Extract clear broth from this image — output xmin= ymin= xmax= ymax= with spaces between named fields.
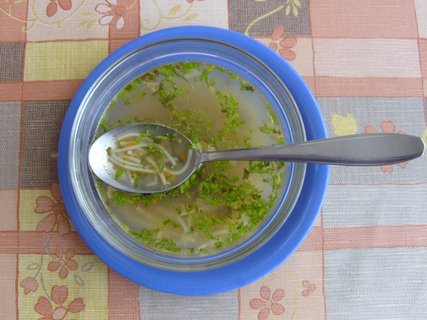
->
xmin=96 ymin=62 xmax=285 ymax=256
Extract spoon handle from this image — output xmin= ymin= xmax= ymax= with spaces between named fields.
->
xmin=200 ymin=134 xmax=425 ymax=166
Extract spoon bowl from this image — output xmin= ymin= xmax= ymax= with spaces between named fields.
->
xmin=89 ymin=123 xmax=198 ymax=193
xmin=89 ymin=123 xmax=425 ymax=194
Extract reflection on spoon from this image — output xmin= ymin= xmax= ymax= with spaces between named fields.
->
xmin=89 ymin=123 xmax=425 ymax=194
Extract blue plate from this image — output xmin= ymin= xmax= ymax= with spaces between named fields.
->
xmin=58 ymin=26 xmax=329 ymax=295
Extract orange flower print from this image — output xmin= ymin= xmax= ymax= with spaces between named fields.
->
xmin=46 ymin=0 xmax=72 ymax=17
xmin=20 ymin=276 xmax=38 ymax=295
xmin=95 ymin=0 xmax=125 ymax=30
xmin=301 ymin=280 xmax=316 ymax=297
xmin=34 ymin=285 xmax=85 ymax=320
xmin=365 ymin=120 xmax=408 ymax=173
xmin=35 ymin=183 xmax=71 ymax=236
xmin=249 ymin=285 xmax=285 ymax=320
xmin=268 ymin=27 xmax=297 ymax=61
xmin=48 ymin=248 xmax=78 ymax=279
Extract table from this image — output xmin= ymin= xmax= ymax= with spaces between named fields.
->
xmin=1 ymin=1 xmax=427 ymax=319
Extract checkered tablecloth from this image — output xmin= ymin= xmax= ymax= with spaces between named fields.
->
xmin=1 ymin=1 xmax=427 ymax=319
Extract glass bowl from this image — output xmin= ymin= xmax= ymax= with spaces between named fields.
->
xmin=58 ymin=26 xmax=329 ymax=295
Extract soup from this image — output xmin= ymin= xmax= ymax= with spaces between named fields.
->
xmin=95 ymin=62 xmax=285 ymax=256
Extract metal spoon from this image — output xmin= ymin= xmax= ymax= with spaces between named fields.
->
xmin=89 ymin=123 xmax=425 ymax=193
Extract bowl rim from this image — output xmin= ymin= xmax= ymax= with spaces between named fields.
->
xmin=58 ymin=26 xmax=329 ymax=295
xmin=68 ymin=36 xmax=307 ymax=269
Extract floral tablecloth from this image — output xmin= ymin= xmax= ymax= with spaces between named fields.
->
xmin=1 ymin=1 xmax=427 ymax=319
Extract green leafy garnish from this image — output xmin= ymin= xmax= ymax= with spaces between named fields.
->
xmin=114 ymin=167 xmax=124 ymax=181
xmin=128 ymin=218 xmax=183 ymax=253
xmin=99 ymin=117 xmax=111 ymax=133
xmin=211 ymin=90 xmax=244 ymax=147
xmin=240 ymin=81 xmax=255 ymax=92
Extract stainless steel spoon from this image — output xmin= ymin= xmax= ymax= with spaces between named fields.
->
xmin=89 ymin=123 xmax=425 ymax=193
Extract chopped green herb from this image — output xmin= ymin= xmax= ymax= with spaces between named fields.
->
xmin=129 ymin=228 xmax=181 ymax=253
xmin=212 ymin=90 xmax=244 ymax=147
xmin=215 ymin=66 xmax=226 ymax=73
xmin=179 ymin=61 xmax=202 ymax=74
xmin=99 ymin=117 xmax=111 ymax=132
xmin=243 ymin=136 xmax=252 ymax=148
xmin=114 ymin=167 xmax=124 ymax=181
xmin=240 ymin=81 xmax=255 ymax=92
xmin=134 ymin=176 xmax=140 ymax=188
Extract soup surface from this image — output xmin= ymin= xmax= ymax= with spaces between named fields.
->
xmin=96 ymin=62 xmax=284 ymax=256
